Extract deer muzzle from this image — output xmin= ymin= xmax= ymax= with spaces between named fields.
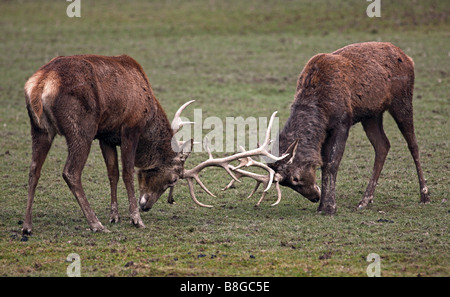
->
xmin=139 ymin=193 xmax=157 ymax=212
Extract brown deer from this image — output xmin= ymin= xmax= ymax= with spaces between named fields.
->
xmin=23 ymin=54 xmax=195 ymax=234
xmin=265 ymin=42 xmax=430 ymax=214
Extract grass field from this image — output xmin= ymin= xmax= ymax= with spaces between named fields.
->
xmin=0 ymin=0 xmax=448 ymax=277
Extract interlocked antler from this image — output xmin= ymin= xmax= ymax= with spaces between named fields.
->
xmin=222 ymin=148 xmax=283 ymax=207
xmin=182 ymin=111 xmax=287 ymax=207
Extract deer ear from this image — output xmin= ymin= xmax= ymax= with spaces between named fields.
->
xmin=282 ymin=139 xmax=299 ymax=164
xmin=178 ymin=138 xmax=193 ymax=162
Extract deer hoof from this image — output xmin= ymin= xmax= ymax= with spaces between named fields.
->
xmin=110 ymin=203 xmax=120 ymax=223
xmin=90 ymin=222 xmax=110 ymax=233
xmin=130 ymin=210 xmax=145 ymax=228
xmin=22 ymin=227 xmax=32 ymax=236
xmin=132 ymin=220 xmax=146 ymax=228
xmin=109 ymin=213 xmax=120 ymax=224
xmin=420 ymin=189 xmax=431 ymax=204
xmin=317 ymin=204 xmax=337 ymax=215
xmin=357 ymin=196 xmax=373 ymax=209
xmin=131 ymin=215 xmax=146 ymax=228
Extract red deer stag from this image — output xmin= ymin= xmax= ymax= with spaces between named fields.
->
xmin=266 ymin=42 xmax=430 ymax=214
xmin=23 ymin=54 xmax=194 ymax=234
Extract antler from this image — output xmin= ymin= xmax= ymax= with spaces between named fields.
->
xmin=221 ymin=149 xmax=283 ymax=207
xmin=172 ymin=100 xmax=195 ymax=134
xmin=183 ymin=111 xmax=287 ymax=207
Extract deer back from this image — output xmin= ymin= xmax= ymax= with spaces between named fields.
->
xmin=25 ymin=55 xmax=159 ymax=137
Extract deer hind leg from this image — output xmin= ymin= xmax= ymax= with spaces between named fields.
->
xmin=23 ymin=128 xmax=55 ymax=235
xmin=389 ymin=102 xmax=430 ymax=204
xmin=358 ymin=115 xmax=390 ymax=209
xmin=100 ymin=140 xmax=120 ymax=223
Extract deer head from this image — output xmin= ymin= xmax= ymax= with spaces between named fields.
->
xmin=138 ymin=101 xmax=195 ymax=211
xmin=268 ymin=141 xmax=321 ymax=203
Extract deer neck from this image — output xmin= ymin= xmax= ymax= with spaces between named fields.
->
xmin=280 ymin=99 xmax=327 ymax=167
xmin=135 ymin=103 xmax=176 ymax=169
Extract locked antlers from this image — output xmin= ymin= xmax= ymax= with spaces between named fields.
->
xmin=182 ymin=111 xmax=288 ymax=207
xmin=221 ymin=148 xmax=283 ymax=207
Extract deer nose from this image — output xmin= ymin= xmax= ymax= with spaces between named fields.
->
xmin=140 ymin=206 xmax=151 ymax=212
xmin=139 ymin=194 xmax=151 ymax=212
xmin=308 ymin=184 xmax=321 ymax=202
xmin=314 ymin=184 xmax=321 ymax=196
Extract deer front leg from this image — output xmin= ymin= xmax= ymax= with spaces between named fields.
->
xmin=100 ymin=140 xmax=120 ymax=223
xmin=120 ymin=128 xmax=145 ymax=228
xmin=318 ymin=124 xmax=350 ymax=215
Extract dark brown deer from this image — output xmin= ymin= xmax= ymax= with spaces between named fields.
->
xmin=23 ymin=54 xmax=194 ymax=234
xmin=267 ymin=42 xmax=430 ymax=214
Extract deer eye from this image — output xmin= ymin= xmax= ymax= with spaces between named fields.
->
xmin=145 ymin=167 xmax=159 ymax=173
xmin=292 ymin=177 xmax=304 ymax=186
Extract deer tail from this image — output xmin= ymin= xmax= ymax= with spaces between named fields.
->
xmin=24 ymin=70 xmax=60 ymax=131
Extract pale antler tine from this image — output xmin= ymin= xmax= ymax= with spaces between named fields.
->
xmin=233 ymin=162 xmax=245 ymax=170
xmin=172 ymin=100 xmax=195 ymax=132
xmin=174 ymin=100 xmax=195 ymax=119
xmin=233 ymin=145 xmax=249 ymax=168
xmin=178 ymin=120 xmax=195 ymax=126
xmin=193 ymin=174 xmax=216 ymax=198
xmin=233 ymin=151 xmax=275 ymax=193
xmin=221 ymin=179 xmax=235 ymax=191
xmin=255 ymin=191 xmax=267 ymax=207
xmin=262 ymin=150 xmax=289 ymax=162
xmin=221 ymin=171 xmax=242 ymax=191
xmin=179 ymin=121 xmax=195 ymax=128
xmin=261 ymin=111 xmax=277 ymax=148
xmin=178 ymin=140 xmax=200 ymax=146
xmin=203 ymin=137 xmax=241 ymax=182
xmin=232 ymin=157 xmax=251 ymax=170
xmin=263 ymin=169 xmax=274 ymax=192
xmin=187 ymin=178 xmax=213 ymax=208
xmin=231 ymin=168 xmax=270 ymax=192
xmin=270 ymin=182 xmax=282 ymax=206
xmin=204 ymin=137 xmax=214 ymax=160
xmin=247 ymin=181 xmax=261 ymax=199
xmin=258 ymin=111 xmax=291 ymax=162
xmin=223 ymin=165 xmax=241 ymax=183
xmin=236 ymin=146 xmax=255 ymax=169
xmin=172 ymin=120 xmax=195 ymax=132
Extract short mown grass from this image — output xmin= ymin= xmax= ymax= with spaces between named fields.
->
xmin=0 ymin=0 xmax=448 ymax=277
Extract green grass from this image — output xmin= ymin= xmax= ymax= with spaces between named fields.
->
xmin=0 ymin=0 xmax=449 ymax=277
